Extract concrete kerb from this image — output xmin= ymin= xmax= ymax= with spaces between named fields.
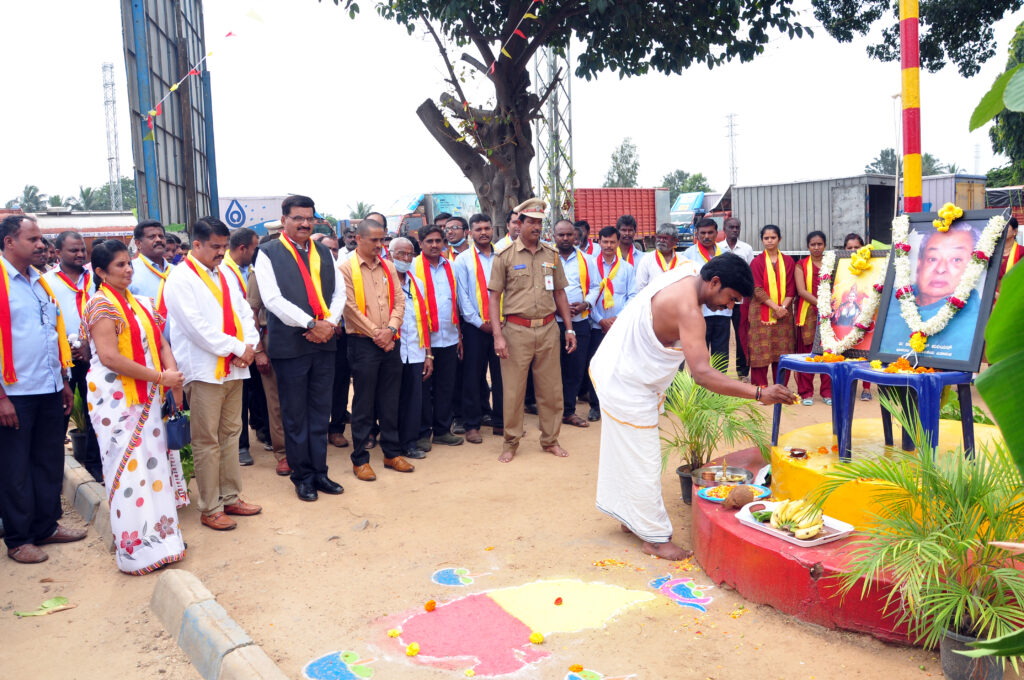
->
xmin=62 ymin=454 xmax=115 ymax=552
xmin=151 ymin=569 xmax=289 ymax=680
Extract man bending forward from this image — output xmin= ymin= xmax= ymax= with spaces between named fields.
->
xmin=590 ymin=253 xmax=796 ymax=560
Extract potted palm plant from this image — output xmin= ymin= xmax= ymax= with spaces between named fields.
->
xmin=815 ymin=394 xmax=1024 ymax=680
xmin=660 ymin=366 xmax=770 ymax=505
xmin=68 ymin=386 xmax=89 ymax=461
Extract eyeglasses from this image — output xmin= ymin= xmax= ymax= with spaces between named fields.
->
xmin=286 ymin=216 xmax=317 ymax=224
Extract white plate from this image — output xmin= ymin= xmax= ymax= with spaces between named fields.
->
xmin=736 ymin=501 xmax=855 ymax=547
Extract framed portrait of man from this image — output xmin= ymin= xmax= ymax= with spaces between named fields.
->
xmin=872 ymin=209 xmax=1008 ymax=372
xmin=813 ymin=250 xmax=889 ymax=358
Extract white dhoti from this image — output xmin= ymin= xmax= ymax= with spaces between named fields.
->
xmin=590 ymin=263 xmax=699 ymax=544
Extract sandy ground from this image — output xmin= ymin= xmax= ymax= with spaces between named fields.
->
xmin=1 ymin=374 xmax=1014 ymax=680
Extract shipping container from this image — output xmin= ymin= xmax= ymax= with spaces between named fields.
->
xmin=573 ymin=187 xmax=672 ymax=241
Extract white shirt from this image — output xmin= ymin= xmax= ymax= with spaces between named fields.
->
xmin=252 ymin=241 xmax=346 ymax=328
xmin=683 ymin=244 xmax=732 ymax=317
xmin=635 ymin=249 xmax=685 ymax=290
xmin=411 ymin=256 xmax=459 ymax=348
xmin=721 ymin=239 xmax=755 ymax=264
xmin=557 ymin=248 xmax=601 ymax=323
xmin=164 ymin=259 xmax=260 ymax=386
xmin=398 ymin=274 xmax=427 ymax=364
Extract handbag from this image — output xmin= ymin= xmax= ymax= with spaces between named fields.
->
xmin=163 ymin=390 xmax=191 ymax=450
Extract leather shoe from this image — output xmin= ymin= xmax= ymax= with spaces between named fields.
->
xmin=8 ymin=544 xmax=47 ymax=563
xmin=200 ymin=512 xmax=237 ymax=531
xmin=493 ymin=426 xmax=504 ymax=436
xmin=314 ymin=474 xmax=344 ymax=495
xmin=588 ymin=407 xmax=601 ymax=422
xmin=451 ymin=419 xmax=466 ymax=435
xmin=482 ymin=414 xmax=494 ymax=427
xmin=36 ymin=525 xmax=87 ymax=545
xmin=524 ymin=403 xmax=538 ymax=415
xmin=238 ymin=447 xmax=254 ymax=466
xmin=224 ymin=499 xmax=262 ymax=516
xmin=384 ymin=456 xmax=415 ymax=473
xmin=295 ymin=481 xmax=318 ymax=502
xmin=367 ymin=435 xmax=378 ymax=449
xmin=276 ymin=458 xmax=292 ymax=476
xmin=415 ymin=437 xmax=433 ymax=452
xmin=403 ymin=447 xmax=427 ymax=459
xmin=329 ymin=432 xmax=349 ymax=448
xmin=434 ymin=432 xmax=464 ymax=446
xmin=465 ymin=428 xmax=483 ymax=444
xmin=353 ymin=463 xmax=377 ymax=481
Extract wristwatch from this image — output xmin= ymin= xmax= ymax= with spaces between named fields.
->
xmin=306 ymin=320 xmax=316 ymax=330
xmin=565 ymin=329 xmax=576 ymax=335
xmin=387 ymin=325 xmax=398 ymax=336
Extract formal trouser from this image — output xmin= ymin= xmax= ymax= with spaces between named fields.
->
xmin=348 ymin=337 xmax=403 ymax=465
xmin=420 ymin=344 xmax=459 ymax=439
xmin=499 ymin=321 xmax=562 ymax=451
xmin=796 ymin=334 xmax=832 ymax=398
xmin=559 ymin=320 xmax=592 ymax=417
xmin=257 ymin=364 xmax=287 ymax=463
xmin=398 ymin=361 xmax=425 ymax=450
xmin=460 ymin=322 xmax=503 ymax=430
xmin=273 ymin=350 xmax=335 ymax=485
xmin=248 ymin=366 xmax=269 ymax=435
xmin=705 ymin=316 xmax=732 ymax=371
xmin=329 ymin=330 xmax=351 ymax=435
xmin=0 ymin=392 xmax=64 ymax=549
xmin=239 ymin=373 xmax=252 ymax=451
xmin=452 ymin=342 xmax=464 ymax=422
xmin=185 ymin=380 xmax=244 ymax=515
xmin=731 ymin=305 xmax=749 ymax=377
xmin=587 ymin=328 xmax=605 ymax=410
xmin=68 ymin=360 xmax=102 ymax=482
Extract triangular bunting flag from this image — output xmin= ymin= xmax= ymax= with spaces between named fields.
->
xmin=143 ymin=130 xmax=155 ymax=142
xmin=225 ymin=31 xmax=236 ymax=37
xmin=170 ymin=83 xmax=179 ymax=92
xmin=155 ymin=102 xmax=162 ymax=115
xmin=489 ymin=62 xmax=495 ymax=74
xmin=146 ymin=115 xmax=153 ymax=129
xmin=524 ymin=13 xmax=538 ymax=19
xmin=513 ymin=29 xmax=526 ymax=39
xmin=246 ymin=9 xmax=264 ymax=23
xmin=501 ymin=47 xmax=511 ymax=58
xmin=188 ymin=68 xmax=200 ymax=76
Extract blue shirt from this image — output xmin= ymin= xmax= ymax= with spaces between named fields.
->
xmin=453 ymin=245 xmax=496 ymax=329
xmin=399 ymin=275 xmax=427 ymax=364
xmin=42 ymin=268 xmax=89 ymax=341
xmin=683 ymin=245 xmax=732 ymax=318
xmin=129 ymin=254 xmax=172 ymax=300
xmin=1 ymin=257 xmax=65 ymax=396
xmin=557 ymin=249 xmax=601 ymax=323
xmin=590 ymin=255 xmax=637 ymax=327
xmin=411 ymin=256 xmax=459 ymax=348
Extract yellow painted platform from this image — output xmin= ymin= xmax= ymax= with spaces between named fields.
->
xmin=770 ymin=419 xmax=1005 ymax=529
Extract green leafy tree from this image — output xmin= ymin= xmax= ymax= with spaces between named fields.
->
xmin=603 ymin=138 xmax=639 ymax=188
xmin=329 ymin=1 xmax=814 ymax=228
xmin=73 ymin=186 xmax=104 ymax=211
xmin=811 ymin=0 xmax=1023 ymax=78
xmin=322 ymin=213 xmax=339 ymax=228
xmin=47 ymin=195 xmax=66 ymax=208
xmin=865 ymin=148 xmax=947 ymax=175
xmin=661 ymin=169 xmax=713 ymax=204
xmin=348 ymin=202 xmax=374 ymax=220
xmin=5 ymin=185 xmax=46 ymax=211
xmin=989 ymin=22 xmax=1024 ymax=186
xmin=987 ymin=164 xmax=1016 ymax=187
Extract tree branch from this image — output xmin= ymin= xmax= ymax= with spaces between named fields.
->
xmin=421 ymin=13 xmax=472 ymax=110
xmin=462 ymin=14 xmax=495 ymax=68
xmin=514 ymin=3 xmax=590 ymax=70
xmin=460 ymin=52 xmax=488 ymax=74
xmin=526 ymin=68 xmax=561 ymax=120
xmin=441 ymin=92 xmax=491 ymax=121
xmin=415 ymin=99 xmax=485 ymax=177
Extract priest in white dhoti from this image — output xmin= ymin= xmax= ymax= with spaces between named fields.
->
xmin=590 ymin=253 xmax=797 ymax=560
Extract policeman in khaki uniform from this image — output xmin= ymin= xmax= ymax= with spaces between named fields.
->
xmin=488 ymin=198 xmax=578 ymax=463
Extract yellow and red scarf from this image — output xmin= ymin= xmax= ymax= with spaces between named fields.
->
xmin=279 ymin=235 xmax=329 ymax=320
xmin=1009 ymin=241 xmax=1021 ymax=269
xmin=99 ymin=283 xmax=163 ymax=405
xmin=597 ymin=255 xmax=621 ymax=310
xmin=573 ymin=249 xmax=591 ymax=319
xmin=796 ymin=257 xmax=815 ymax=326
xmin=54 ymin=269 xmax=91 ymax=318
xmin=350 ymin=251 xmax=396 ymax=319
xmin=185 ymin=254 xmax=244 ymax=379
xmin=471 ymin=246 xmax=492 ymax=323
xmin=622 ymin=246 xmax=636 ymax=266
xmin=656 ymin=250 xmax=678 ymax=272
xmin=414 ymin=254 xmax=458 ymax=332
xmin=761 ymin=253 xmax=787 ymax=325
xmin=138 ymin=255 xmax=169 ymax=318
xmin=0 ymin=268 xmax=74 ymax=384
xmin=407 ymin=275 xmax=431 ymax=348
xmin=222 ymin=253 xmax=247 ymax=294
xmin=695 ymin=241 xmax=720 ymax=263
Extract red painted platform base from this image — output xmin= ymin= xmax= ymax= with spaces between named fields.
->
xmin=691 ymin=447 xmax=912 ymax=645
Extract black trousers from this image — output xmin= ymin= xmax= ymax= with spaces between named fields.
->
xmin=460 ymin=322 xmax=503 ymax=430
xmin=705 ymin=316 xmax=732 ymax=370
xmin=349 ymin=336 xmax=403 ymax=464
xmin=587 ymin=328 xmax=605 ymax=410
xmin=398 ymin=361 xmax=425 ymax=450
xmin=239 ymin=374 xmax=251 ymax=451
xmin=420 ymin=344 xmax=458 ymax=438
xmin=0 ymin=392 xmax=65 ymax=549
xmin=731 ymin=309 xmax=749 ymax=377
xmin=559 ymin=320 xmax=592 ymax=417
xmin=272 ymin=351 xmax=335 ymax=485
xmin=68 ymin=360 xmax=102 ymax=482
xmin=329 ymin=330 xmax=351 ymax=435
xmin=247 ymin=366 xmax=269 ymax=437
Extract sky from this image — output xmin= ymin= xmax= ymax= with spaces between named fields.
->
xmin=2 ymin=1 xmax=1023 ymax=218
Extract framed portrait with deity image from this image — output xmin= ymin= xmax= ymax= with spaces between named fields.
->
xmin=812 ymin=249 xmax=890 ymax=359
xmin=871 ymin=208 xmax=1008 ymax=372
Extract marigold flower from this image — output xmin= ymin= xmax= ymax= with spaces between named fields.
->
xmin=529 ymin=631 xmax=544 ymax=644
xmin=909 ymin=332 xmax=927 ymax=353
xmin=425 ymin=600 xmax=436 ymax=612
xmin=464 ymin=670 xmax=476 ymax=677
xmin=406 ymin=642 xmax=420 ymax=656
xmin=387 ymin=628 xmax=401 ymax=638
xmin=870 ymin=360 xmax=882 ymax=369
xmin=569 ymin=665 xmax=584 ymax=673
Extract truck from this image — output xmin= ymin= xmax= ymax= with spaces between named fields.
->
xmin=572 ymin=188 xmax=672 ymax=247
xmin=382 ymin=191 xmax=481 ymax=236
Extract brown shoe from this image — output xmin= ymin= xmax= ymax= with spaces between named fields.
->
xmin=465 ymin=428 xmax=483 ymax=444
xmin=224 ymin=500 xmax=262 ymax=516
xmin=276 ymin=458 xmax=291 ymax=476
xmin=353 ymin=463 xmax=377 ymax=481
xmin=35 ymin=525 xmax=87 ymax=545
xmin=384 ymin=456 xmax=415 ymax=473
xmin=8 ymin=544 xmax=48 ymax=563
xmin=329 ymin=432 xmax=349 ymax=448
xmin=493 ymin=426 xmax=504 ymax=436
xmin=200 ymin=512 xmax=237 ymax=531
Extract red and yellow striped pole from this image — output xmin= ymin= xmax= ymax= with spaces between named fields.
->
xmin=900 ymin=0 xmax=922 ymax=213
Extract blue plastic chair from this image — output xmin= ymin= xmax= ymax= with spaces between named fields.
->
xmin=770 ymin=353 xmax=857 ymax=446
xmin=840 ymin=366 xmax=975 ymax=461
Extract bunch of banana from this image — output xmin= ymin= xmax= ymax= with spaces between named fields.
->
xmin=768 ymin=499 xmax=824 ymax=539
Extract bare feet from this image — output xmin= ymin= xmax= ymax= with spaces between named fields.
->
xmin=621 ymin=524 xmax=632 ymax=534
xmin=641 ymin=541 xmax=692 ymax=561
xmin=498 ymin=449 xmax=516 ymax=463
xmin=543 ymin=444 xmax=569 ymax=458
